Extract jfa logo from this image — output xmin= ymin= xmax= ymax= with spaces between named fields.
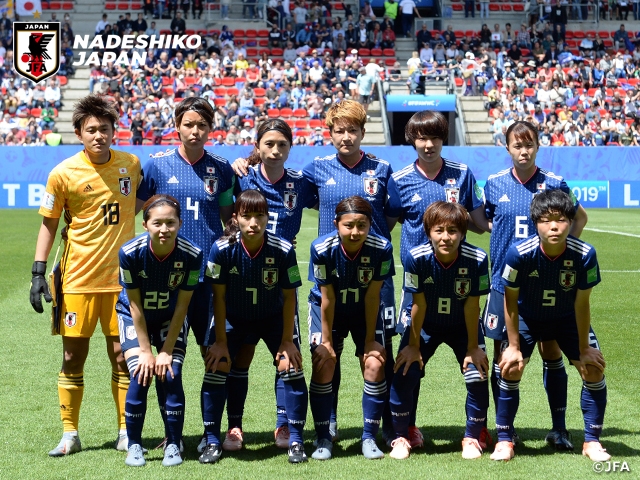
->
xmin=14 ymin=22 xmax=61 ymax=83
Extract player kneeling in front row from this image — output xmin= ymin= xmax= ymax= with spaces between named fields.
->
xmin=202 ymin=190 xmax=309 ymax=464
xmin=308 ymin=196 xmax=393 ymax=460
xmin=492 ymin=189 xmax=609 ymax=462
xmin=389 ymin=201 xmax=490 ymax=460
xmin=117 ymin=195 xmax=202 ymax=467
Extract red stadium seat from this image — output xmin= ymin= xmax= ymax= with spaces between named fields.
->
xmin=358 ymin=48 xmax=370 ymax=56
xmin=30 ymin=108 xmax=42 ymax=117
xmin=308 ymin=119 xmax=322 ymax=129
xmin=598 ymin=31 xmax=610 ymax=38
xmin=213 ymin=98 xmax=227 ymax=106
xmin=322 ymin=130 xmax=331 ymax=139
xmin=117 ymin=3 xmax=128 ymax=10
xmin=57 ymin=76 xmax=68 ymax=86
xmin=257 ymin=29 xmax=270 ymax=37
xmin=452 ymin=4 xmax=463 ymax=11
xmin=294 ymin=119 xmax=307 ymax=129
xmin=185 ymin=29 xmax=195 ymax=35
xmin=271 ymin=48 xmax=283 ymax=56
xmin=384 ymin=58 xmax=395 ymax=66
xmin=292 ymin=108 xmax=307 ymax=118
xmin=62 ymin=2 xmax=73 ymax=9
xmin=117 ymin=131 xmax=133 ymax=140
xmin=295 ymin=130 xmax=310 ymax=137
xmin=246 ymin=47 xmax=258 ymax=57
xmin=41 ymin=1 xmax=50 ymax=9
xmin=370 ymin=48 xmax=383 ymax=56
xmin=267 ymin=108 xmax=280 ymax=118
xmin=233 ymin=29 xmax=245 ymax=37
xmin=105 ymin=2 xmax=116 ymax=9
xmin=49 ymin=1 xmax=61 ymax=9
xmin=254 ymin=98 xmax=266 ymax=107
xmin=383 ymin=48 xmax=395 ymax=56
xmin=489 ymin=4 xmax=499 ymax=10
xmin=253 ymin=87 xmax=266 ymax=96
xmin=245 ymin=29 xmax=258 ymax=38
xmin=258 ymin=49 xmax=271 ymax=56
xmin=131 ymin=2 xmax=142 ymax=9
xmin=163 ymin=86 xmax=174 ymax=96
xmin=501 ymin=5 xmax=512 ymax=11
xmin=226 ymin=87 xmax=239 ymax=96
xmin=162 ymin=76 xmax=173 ymax=85
xmin=212 ymin=130 xmax=227 ymax=139
xmin=221 ymin=77 xmax=235 ymax=86
xmin=280 ymin=108 xmax=293 ymax=118
xmin=258 ymin=39 xmax=269 ymax=47
xmin=513 ymin=4 xmax=524 ymax=10
xmin=573 ymin=31 xmax=585 ymax=39
xmin=184 ymin=77 xmax=196 ymax=86
xmin=285 ymin=119 xmax=295 ymax=128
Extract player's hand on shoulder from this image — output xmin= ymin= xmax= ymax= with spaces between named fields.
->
xmin=394 ymin=344 xmax=424 ymax=375
xmin=312 ymin=341 xmax=337 ymax=371
xmin=463 ymin=347 xmax=489 ymax=380
xmin=277 ymin=340 xmax=303 ymax=372
xmin=29 ymin=261 xmax=52 ymax=314
xmin=135 ymin=351 xmax=156 ymax=387
xmin=205 ymin=341 xmax=230 ymax=373
xmin=363 ymin=340 xmax=386 ymax=366
xmin=231 ymin=157 xmax=250 ymax=177
xmin=155 ymin=351 xmax=174 ymax=381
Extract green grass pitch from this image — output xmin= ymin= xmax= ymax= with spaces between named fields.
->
xmin=1 ymin=208 xmax=639 ymax=479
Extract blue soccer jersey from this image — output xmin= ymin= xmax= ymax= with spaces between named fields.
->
xmin=138 ymin=149 xmax=235 ymax=280
xmin=308 ymin=231 xmax=395 ymax=317
xmin=204 ymin=232 xmax=302 ymax=325
xmin=386 ymin=159 xmax=484 ymax=262
xmin=485 ymin=167 xmax=579 ymax=294
xmin=501 ymin=235 xmax=600 ymax=321
xmin=116 ymin=233 xmax=203 ymax=324
xmin=236 ymin=165 xmax=318 ymax=242
xmin=302 ymin=152 xmax=393 ymax=239
xmin=403 ymin=242 xmax=490 ymax=331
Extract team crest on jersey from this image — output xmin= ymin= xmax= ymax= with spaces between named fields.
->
xmin=284 ymin=191 xmax=298 ymax=211
xmin=363 ymin=177 xmax=378 ymax=196
xmin=486 ymin=313 xmax=498 ymax=330
xmin=455 ymin=278 xmax=471 ymax=297
xmin=559 ymin=270 xmax=576 ymax=289
xmin=445 ymin=187 xmax=460 ymax=203
xmin=358 ymin=267 xmax=374 ymax=285
xmin=64 ymin=312 xmax=77 ymax=328
xmin=14 ymin=22 xmax=61 ymax=83
xmin=119 ymin=177 xmax=132 ymax=196
xmin=263 ymin=268 xmax=278 ymax=287
xmin=126 ymin=326 xmax=137 ymax=340
xmin=168 ymin=271 xmax=185 ymax=289
xmin=204 ymin=176 xmax=218 ymax=195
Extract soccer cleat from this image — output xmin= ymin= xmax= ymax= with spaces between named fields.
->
xmin=408 ymin=426 xmax=424 ymax=449
xmin=197 ymin=434 xmax=207 ymax=453
xmin=115 ymin=433 xmax=129 ymax=452
xmin=222 ymin=427 xmax=244 ymax=451
xmin=389 ymin=437 xmax=411 ymax=460
xmin=545 ymin=429 xmax=574 ymax=451
xmin=329 ymin=421 xmax=339 ymax=442
xmin=288 ymin=442 xmax=308 ymax=463
xmin=490 ymin=441 xmax=515 ymax=461
xmin=162 ymin=443 xmax=183 ymax=467
xmin=582 ymin=441 xmax=611 ymax=462
xmin=274 ymin=425 xmax=290 ymax=449
xmin=124 ymin=444 xmax=146 ymax=467
xmin=156 ymin=437 xmax=184 ymax=453
xmin=462 ymin=438 xmax=483 ymax=459
xmin=311 ymin=438 xmax=333 ymax=460
xmin=49 ymin=433 xmax=82 ymax=457
xmin=199 ymin=443 xmax=222 ymax=464
xmin=362 ymin=438 xmax=384 ymax=459
xmin=512 ymin=430 xmax=521 ymax=447
xmin=479 ymin=427 xmax=493 ymax=450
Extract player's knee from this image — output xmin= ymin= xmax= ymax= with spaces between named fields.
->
xmin=363 ymin=356 xmax=385 ymax=382
xmin=500 ymin=364 xmax=524 ymax=381
xmin=582 ymin=363 xmax=604 ymax=383
xmin=61 ymin=351 xmax=87 ymax=373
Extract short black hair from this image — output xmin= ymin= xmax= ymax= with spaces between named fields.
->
xmin=530 ymin=189 xmax=575 ymax=223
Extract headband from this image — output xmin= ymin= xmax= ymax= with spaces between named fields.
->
xmin=335 ymin=209 xmax=372 ymax=220
xmin=144 ymin=197 xmax=179 ymax=218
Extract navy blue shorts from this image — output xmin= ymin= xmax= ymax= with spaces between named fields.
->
xmin=519 ymin=316 xmax=601 ymax=362
xmin=482 ymin=288 xmax=507 ymax=341
xmin=118 ymin=312 xmax=188 ymax=354
xmin=225 ymin=317 xmax=302 ymax=366
xmin=186 ymin=282 xmax=213 ymax=346
xmin=307 ymin=301 xmax=385 ymax=357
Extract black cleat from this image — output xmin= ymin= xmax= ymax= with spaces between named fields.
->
xmin=288 ymin=442 xmax=308 ymax=463
xmin=545 ymin=429 xmax=574 ymax=451
xmin=199 ymin=443 xmax=222 ymax=464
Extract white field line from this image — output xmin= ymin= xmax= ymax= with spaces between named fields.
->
xmin=584 ymin=227 xmax=640 ymax=238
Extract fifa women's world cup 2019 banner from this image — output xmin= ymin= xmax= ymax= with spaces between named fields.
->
xmin=13 ymin=22 xmax=61 ymax=83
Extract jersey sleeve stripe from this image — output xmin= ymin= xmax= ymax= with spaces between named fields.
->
xmin=409 ymin=244 xmax=432 ymax=259
xmin=443 ymin=159 xmax=468 ymax=170
xmin=122 ymin=236 xmax=147 ymax=254
xmin=515 ymin=236 xmax=540 ymax=254
xmin=566 ymin=237 xmax=591 ymax=255
xmin=314 ymin=234 xmax=340 ymax=254
xmin=391 ymin=164 xmax=414 ymax=180
xmin=487 ymin=168 xmax=511 ymax=180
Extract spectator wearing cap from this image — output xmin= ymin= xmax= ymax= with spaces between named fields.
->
xmin=310 ymin=126 xmax=324 ymax=145
xmin=296 ymin=24 xmax=312 ymax=45
xmin=240 ymin=121 xmax=256 ymax=143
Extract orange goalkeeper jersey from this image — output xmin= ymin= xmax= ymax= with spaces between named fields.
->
xmin=39 ymin=149 xmax=142 ymax=293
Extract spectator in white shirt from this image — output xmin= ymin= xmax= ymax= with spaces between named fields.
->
xmin=45 ymin=80 xmax=62 ymax=109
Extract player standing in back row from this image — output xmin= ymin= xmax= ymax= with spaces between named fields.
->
xmin=483 ymin=121 xmax=588 ymax=450
xmin=29 ymin=94 xmax=143 ymax=456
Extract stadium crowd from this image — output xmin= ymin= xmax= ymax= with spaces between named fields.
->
xmin=432 ymin=17 xmax=640 ymax=147
xmin=85 ymin=6 xmax=401 ymax=146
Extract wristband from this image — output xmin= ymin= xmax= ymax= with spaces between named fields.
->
xmin=32 ymin=261 xmax=47 ymax=276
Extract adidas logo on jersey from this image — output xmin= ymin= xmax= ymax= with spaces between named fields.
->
xmin=499 ymin=194 xmax=510 ymax=202
xmin=424 ymin=276 xmax=434 ymax=284
xmin=83 ymin=185 xmax=93 ymax=192
xmin=529 ymin=270 xmax=539 ymax=277
xmin=229 ymin=267 xmax=239 ymax=274
xmin=167 ymin=176 xmax=179 ymax=184
xmin=410 ymin=193 xmax=422 ymax=203
xmin=138 ymin=270 xmax=148 ymax=278
xmin=325 ymin=177 xmax=336 ymax=185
